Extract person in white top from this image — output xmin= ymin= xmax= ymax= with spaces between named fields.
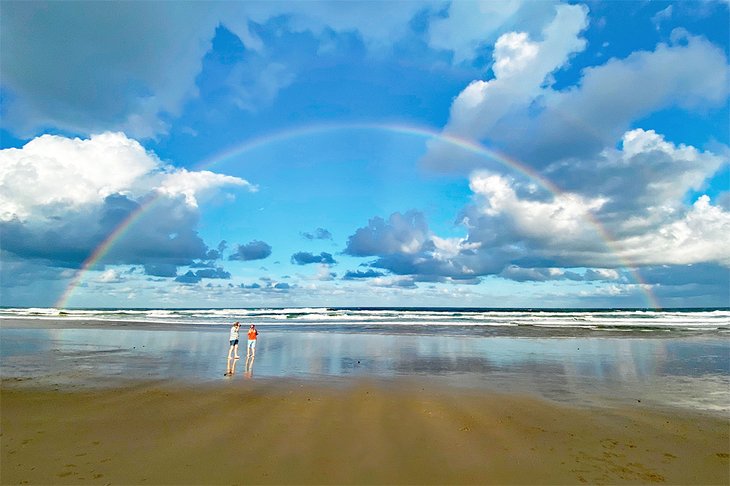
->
xmin=227 ymin=321 xmax=241 ymax=360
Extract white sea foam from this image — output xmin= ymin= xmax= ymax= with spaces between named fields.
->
xmin=1 ymin=307 xmax=728 ymax=332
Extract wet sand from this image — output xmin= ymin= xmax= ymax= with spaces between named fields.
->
xmin=2 ymin=379 xmax=729 ymax=485
xmin=2 ymin=317 xmax=729 ymax=484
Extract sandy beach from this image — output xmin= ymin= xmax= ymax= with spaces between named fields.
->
xmin=1 ymin=314 xmax=729 ymax=484
xmin=2 ymin=378 xmax=729 ymax=485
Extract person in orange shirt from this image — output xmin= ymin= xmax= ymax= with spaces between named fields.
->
xmin=246 ymin=324 xmax=259 ymax=358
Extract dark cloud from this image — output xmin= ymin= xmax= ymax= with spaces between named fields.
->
xmin=291 ymin=251 xmax=336 ymax=265
xmin=144 ymin=263 xmax=178 ymax=278
xmin=229 ymin=240 xmax=272 ymax=261
xmin=240 ymin=282 xmax=262 ymax=289
xmin=0 ymin=195 xmax=212 ymax=273
xmin=175 ymin=271 xmax=201 ymax=284
xmin=343 ymin=269 xmax=386 ymax=279
xmin=193 ymin=267 xmax=231 ymax=279
xmin=301 ymin=228 xmax=332 ymax=240
xmin=174 ymin=266 xmax=231 ymax=284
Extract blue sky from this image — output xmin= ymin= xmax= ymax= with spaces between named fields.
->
xmin=1 ymin=0 xmax=728 ymax=309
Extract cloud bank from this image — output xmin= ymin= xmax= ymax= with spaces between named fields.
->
xmin=0 ymin=132 xmax=253 ymax=279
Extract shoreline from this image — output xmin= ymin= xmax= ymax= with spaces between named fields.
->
xmin=2 ymin=317 xmax=729 ymax=415
xmin=2 ymin=378 xmax=729 ymax=485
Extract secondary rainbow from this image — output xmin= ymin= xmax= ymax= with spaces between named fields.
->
xmin=55 ymin=122 xmax=661 ymax=309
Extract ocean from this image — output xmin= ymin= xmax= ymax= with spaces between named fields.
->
xmin=2 ymin=306 xmax=728 ymax=334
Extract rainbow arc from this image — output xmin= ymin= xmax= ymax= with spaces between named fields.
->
xmin=55 ymin=122 xmax=660 ymax=309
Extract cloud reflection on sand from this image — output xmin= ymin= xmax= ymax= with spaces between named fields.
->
xmin=1 ymin=325 xmax=728 ymax=412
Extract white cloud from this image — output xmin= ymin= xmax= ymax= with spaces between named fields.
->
xmin=444 ymin=4 xmax=588 ymax=139
xmin=466 ymin=158 xmax=730 ymax=269
xmin=531 ymin=32 xmax=729 ymax=158
xmin=97 ymin=269 xmax=125 ymax=283
xmin=431 ymin=236 xmax=480 ymax=260
xmin=0 ymin=132 xmax=254 ymax=222
xmin=158 ymin=169 xmax=255 ymax=208
xmin=612 ymin=129 xmax=726 ymax=210
xmin=427 ymin=0 xmax=525 ymax=63
xmin=424 ymin=24 xmax=729 ymax=172
xmin=615 ymin=195 xmax=730 ymax=266
xmin=0 ymin=133 xmax=156 ymax=221
xmin=0 ymin=132 xmax=255 ymax=277
xmin=469 ymin=171 xmax=607 ymax=244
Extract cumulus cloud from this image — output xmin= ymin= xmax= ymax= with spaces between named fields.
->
xmin=442 ymin=4 xmax=589 ymax=140
xmin=0 ymin=133 xmax=155 ymax=221
xmin=174 ymin=266 xmax=231 ymax=284
xmin=291 ymin=251 xmax=336 ymax=265
xmin=157 ymin=169 xmax=256 ymax=207
xmin=229 ymin=240 xmax=272 ymax=261
xmin=424 ymin=25 xmax=729 ymax=171
xmin=301 ymin=227 xmax=333 ymax=240
xmin=343 ymin=269 xmax=386 ymax=280
xmin=345 ymin=129 xmax=729 ymax=290
xmin=144 ymin=263 xmax=178 ymax=278
xmin=0 ymin=132 xmax=252 ymax=276
xmin=97 ymin=269 xmax=126 ymax=284
xmin=345 ymin=211 xmax=430 ymax=257
xmin=463 ymin=169 xmax=730 ymax=269
xmin=549 ymin=129 xmax=727 ymax=229
xmin=0 ymin=132 xmax=253 ymax=221
xmin=344 ymin=210 xmax=486 ymax=280
xmin=311 ymin=265 xmax=337 ymax=281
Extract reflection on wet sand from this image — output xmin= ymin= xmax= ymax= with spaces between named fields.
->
xmin=1 ymin=325 xmax=728 ymax=412
xmin=244 ymin=355 xmax=255 ymax=379
xmin=225 ymin=356 xmax=239 ymax=377
xmin=224 ymin=354 xmax=255 ymax=379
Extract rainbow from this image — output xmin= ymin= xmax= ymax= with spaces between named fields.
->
xmin=54 ymin=122 xmax=661 ymax=309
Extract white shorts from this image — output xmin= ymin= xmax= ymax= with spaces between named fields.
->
xmin=247 ymin=339 xmax=256 ymax=349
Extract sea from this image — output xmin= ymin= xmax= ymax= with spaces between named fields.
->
xmin=2 ymin=306 xmax=729 ymax=334
xmin=1 ymin=307 xmax=729 ymax=413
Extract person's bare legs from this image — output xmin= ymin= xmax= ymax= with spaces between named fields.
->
xmin=228 ymin=343 xmax=240 ymax=359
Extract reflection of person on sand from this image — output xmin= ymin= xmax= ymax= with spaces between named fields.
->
xmin=227 ymin=322 xmax=241 ymax=360
xmin=246 ymin=324 xmax=259 ymax=358
xmin=225 ymin=355 xmax=239 ymax=377
xmin=244 ymin=355 xmax=255 ymax=379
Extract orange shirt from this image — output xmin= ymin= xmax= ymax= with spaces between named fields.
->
xmin=248 ymin=328 xmax=258 ymax=340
